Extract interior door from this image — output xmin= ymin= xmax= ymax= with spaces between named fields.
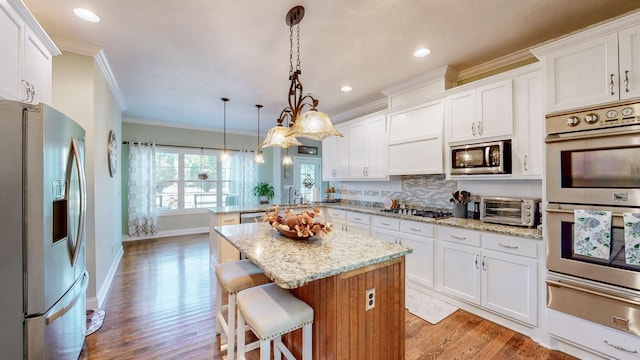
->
xmin=294 ymin=156 xmax=321 ymax=203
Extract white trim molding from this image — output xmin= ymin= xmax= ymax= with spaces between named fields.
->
xmin=86 ymin=244 xmax=124 ymax=310
xmin=7 ymin=0 xmax=60 ymax=56
xmin=95 ymin=50 xmax=128 ymax=111
xmin=123 ymin=227 xmax=210 ymax=242
xmin=53 ymin=37 xmax=128 ymax=112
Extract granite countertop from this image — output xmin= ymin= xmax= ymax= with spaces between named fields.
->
xmin=329 ymin=204 xmax=543 ymax=240
xmin=208 ymin=202 xmax=543 ymax=240
xmin=214 ymin=222 xmax=412 ymax=289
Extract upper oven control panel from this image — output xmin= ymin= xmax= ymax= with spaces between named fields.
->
xmin=546 ymin=100 xmax=640 ymax=135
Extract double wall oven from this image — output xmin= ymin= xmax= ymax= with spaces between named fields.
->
xmin=545 ymin=100 xmax=640 ymax=337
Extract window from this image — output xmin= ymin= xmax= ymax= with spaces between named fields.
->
xmin=155 ymin=147 xmax=257 ymax=212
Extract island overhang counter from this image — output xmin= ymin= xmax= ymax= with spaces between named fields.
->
xmin=214 ymin=222 xmax=412 ymax=359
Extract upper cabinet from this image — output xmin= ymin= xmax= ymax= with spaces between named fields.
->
xmin=446 ymin=79 xmax=513 ymax=143
xmin=387 ymin=99 xmax=445 ymax=175
xmin=322 ymin=123 xmax=349 ymax=181
xmin=348 ymin=114 xmax=387 ymax=179
xmin=322 ymin=112 xmax=388 ymax=181
xmin=0 ymin=0 xmax=58 ymax=105
xmin=513 ymin=69 xmax=544 ymax=178
xmin=532 ymin=12 xmax=640 ymax=113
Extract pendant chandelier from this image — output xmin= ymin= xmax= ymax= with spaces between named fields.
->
xmin=282 ymin=147 xmax=293 ymax=166
xmin=254 ymin=104 xmax=265 ymax=163
xmin=220 ymin=97 xmax=230 ymax=161
xmin=261 ymin=5 xmax=342 ymax=148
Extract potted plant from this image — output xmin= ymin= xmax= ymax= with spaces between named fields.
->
xmin=253 ymin=182 xmax=275 ymax=204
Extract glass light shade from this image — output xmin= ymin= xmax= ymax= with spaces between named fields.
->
xmin=287 ymin=110 xmax=343 ymax=141
xmin=282 ymin=153 xmax=293 ymax=166
xmin=254 ymin=150 xmax=265 ymax=164
xmin=261 ymin=125 xmax=302 ymax=148
xmin=220 ymin=149 xmax=230 ymax=161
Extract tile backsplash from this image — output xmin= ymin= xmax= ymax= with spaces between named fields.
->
xmin=330 ymin=175 xmax=543 ymax=210
xmin=332 ymin=175 xmax=457 ymax=209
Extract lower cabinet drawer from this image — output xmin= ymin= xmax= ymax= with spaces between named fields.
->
xmin=438 ymin=226 xmax=480 ymax=247
xmin=400 ymin=220 xmax=434 ymax=237
xmin=482 ymin=233 xmax=538 ymax=258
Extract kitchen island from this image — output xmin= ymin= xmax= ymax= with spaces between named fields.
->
xmin=215 ymin=222 xmax=412 ymax=359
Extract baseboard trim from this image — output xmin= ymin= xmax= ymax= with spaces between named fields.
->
xmin=86 ymin=244 xmax=124 ymax=310
xmin=122 ymin=227 xmax=209 ymax=242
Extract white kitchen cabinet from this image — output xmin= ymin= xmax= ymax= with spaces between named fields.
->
xmin=618 ymin=24 xmax=640 ymax=100
xmin=371 ymin=217 xmax=435 ymax=290
xmin=209 ymin=212 xmax=240 ymax=266
xmin=437 ymin=226 xmax=538 ymax=325
xmin=513 ymin=69 xmax=544 ymax=178
xmin=532 ymin=13 xmax=640 ymax=112
xmin=447 ymin=79 xmax=513 ymax=144
xmin=0 ymin=0 xmax=22 ymax=101
xmin=0 ymin=0 xmax=57 ymax=105
xmin=23 ymin=27 xmax=52 ymax=104
xmin=345 ymin=211 xmax=370 ymax=236
xmin=348 ymin=115 xmax=387 ymax=179
xmin=398 ymin=220 xmax=435 ymax=289
xmin=325 ymin=208 xmax=346 ymax=231
xmin=322 ymin=123 xmax=349 ymax=181
xmin=438 ymin=236 xmax=481 ymax=304
xmin=387 ymin=99 xmax=444 ymax=175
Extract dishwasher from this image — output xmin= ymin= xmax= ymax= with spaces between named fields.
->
xmin=240 ymin=212 xmax=266 ymax=223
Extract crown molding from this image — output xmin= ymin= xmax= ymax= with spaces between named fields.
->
xmin=8 ymin=0 xmax=60 ymax=55
xmin=457 ymin=48 xmax=534 ymax=82
xmin=52 ymin=37 xmax=102 ymax=57
xmin=52 ymin=37 xmax=127 ymax=111
xmin=330 ymin=98 xmax=388 ymax=123
xmin=381 ymin=65 xmax=459 ymax=97
xmin=95 ymin=50 xmax=128 ymax=111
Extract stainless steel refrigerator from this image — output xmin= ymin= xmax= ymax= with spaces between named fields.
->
xmin=0 ymin=100 xmax=89 ymax=359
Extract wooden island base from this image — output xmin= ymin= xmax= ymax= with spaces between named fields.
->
xmin=283 ymin=257 xmax=406 ymax=360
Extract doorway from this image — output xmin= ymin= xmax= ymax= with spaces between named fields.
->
xmin=293 ymin=157 xmax=321 ymax=203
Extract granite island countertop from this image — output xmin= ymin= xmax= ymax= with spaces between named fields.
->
xmin=214 ymin=222 xmax=412 ymax=289
xmin=208 ymin=202 xmax=543 ymax=240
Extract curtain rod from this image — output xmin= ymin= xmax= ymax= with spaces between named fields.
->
xmin=121 ymin=141 xmax=254 ymax=153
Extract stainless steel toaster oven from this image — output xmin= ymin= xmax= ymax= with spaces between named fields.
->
xmin=480 ymin=197 xmax=540 ymax=227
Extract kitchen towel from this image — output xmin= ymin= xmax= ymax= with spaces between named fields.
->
xmin=623 ymin=212 xmax=640 ymax=265
xmin=573 ymin=209 xmax=612 ymax=260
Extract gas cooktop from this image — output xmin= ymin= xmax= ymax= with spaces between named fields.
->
xmin=379 ymin=208 xmax=452 ymax=219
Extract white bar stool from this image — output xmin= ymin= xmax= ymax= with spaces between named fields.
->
xmin=236 ymin=283 xmax=314 ymax=360
xmin=215 ymin=259 xmax=271 ymax=360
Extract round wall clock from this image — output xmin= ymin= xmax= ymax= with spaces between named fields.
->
xmin=107 ymin=130 xmax=117 ymax=177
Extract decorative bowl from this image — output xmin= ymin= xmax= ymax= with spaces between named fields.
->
xmin=273 ymin=227 xmax=321 ymax=241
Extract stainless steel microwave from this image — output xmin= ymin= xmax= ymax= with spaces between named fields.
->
xmin=450 ymin=140 xmax=511 ymax=175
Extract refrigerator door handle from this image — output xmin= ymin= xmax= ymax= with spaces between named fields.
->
xmin=65 ymin=138 xmax=86 ymax=266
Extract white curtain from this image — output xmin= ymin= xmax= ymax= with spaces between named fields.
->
xmin=128 ymin=143 xmax=158 ymax=236
xmin=234 ymin=150 xmax=258 ymax=207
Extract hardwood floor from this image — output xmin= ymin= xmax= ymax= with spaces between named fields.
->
xmin=80 ymin=234 xmax=577 ymax=360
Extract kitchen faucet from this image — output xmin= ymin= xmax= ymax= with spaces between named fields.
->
xmin=288 ymin=186 xmax=296 ymax=205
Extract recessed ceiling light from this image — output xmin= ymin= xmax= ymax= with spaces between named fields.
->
xmin=73 ymin=8 xmax=101 ymax=23
xmin=413 ymin=47 xmax=431 ymax=58
xmin=340 ymin=85 xmax=352 ymax=92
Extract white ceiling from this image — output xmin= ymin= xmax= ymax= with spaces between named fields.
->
xmin=22 ymin=0 xmax=640 ymax=135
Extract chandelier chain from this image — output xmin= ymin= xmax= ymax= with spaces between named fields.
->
xmin=296 ymin=24 xmax=301 ymax=71
xmin=289 ymin=25 xmax=294 ymax=75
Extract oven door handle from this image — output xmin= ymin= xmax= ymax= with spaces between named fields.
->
xmin=546 ymin=208 xmax=627 ymax=218
xmin=546 ymin=279 xmax=640 ymax=306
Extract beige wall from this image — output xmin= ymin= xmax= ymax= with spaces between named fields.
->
xmin=52 ymin=52 xmax=123 ymax=306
